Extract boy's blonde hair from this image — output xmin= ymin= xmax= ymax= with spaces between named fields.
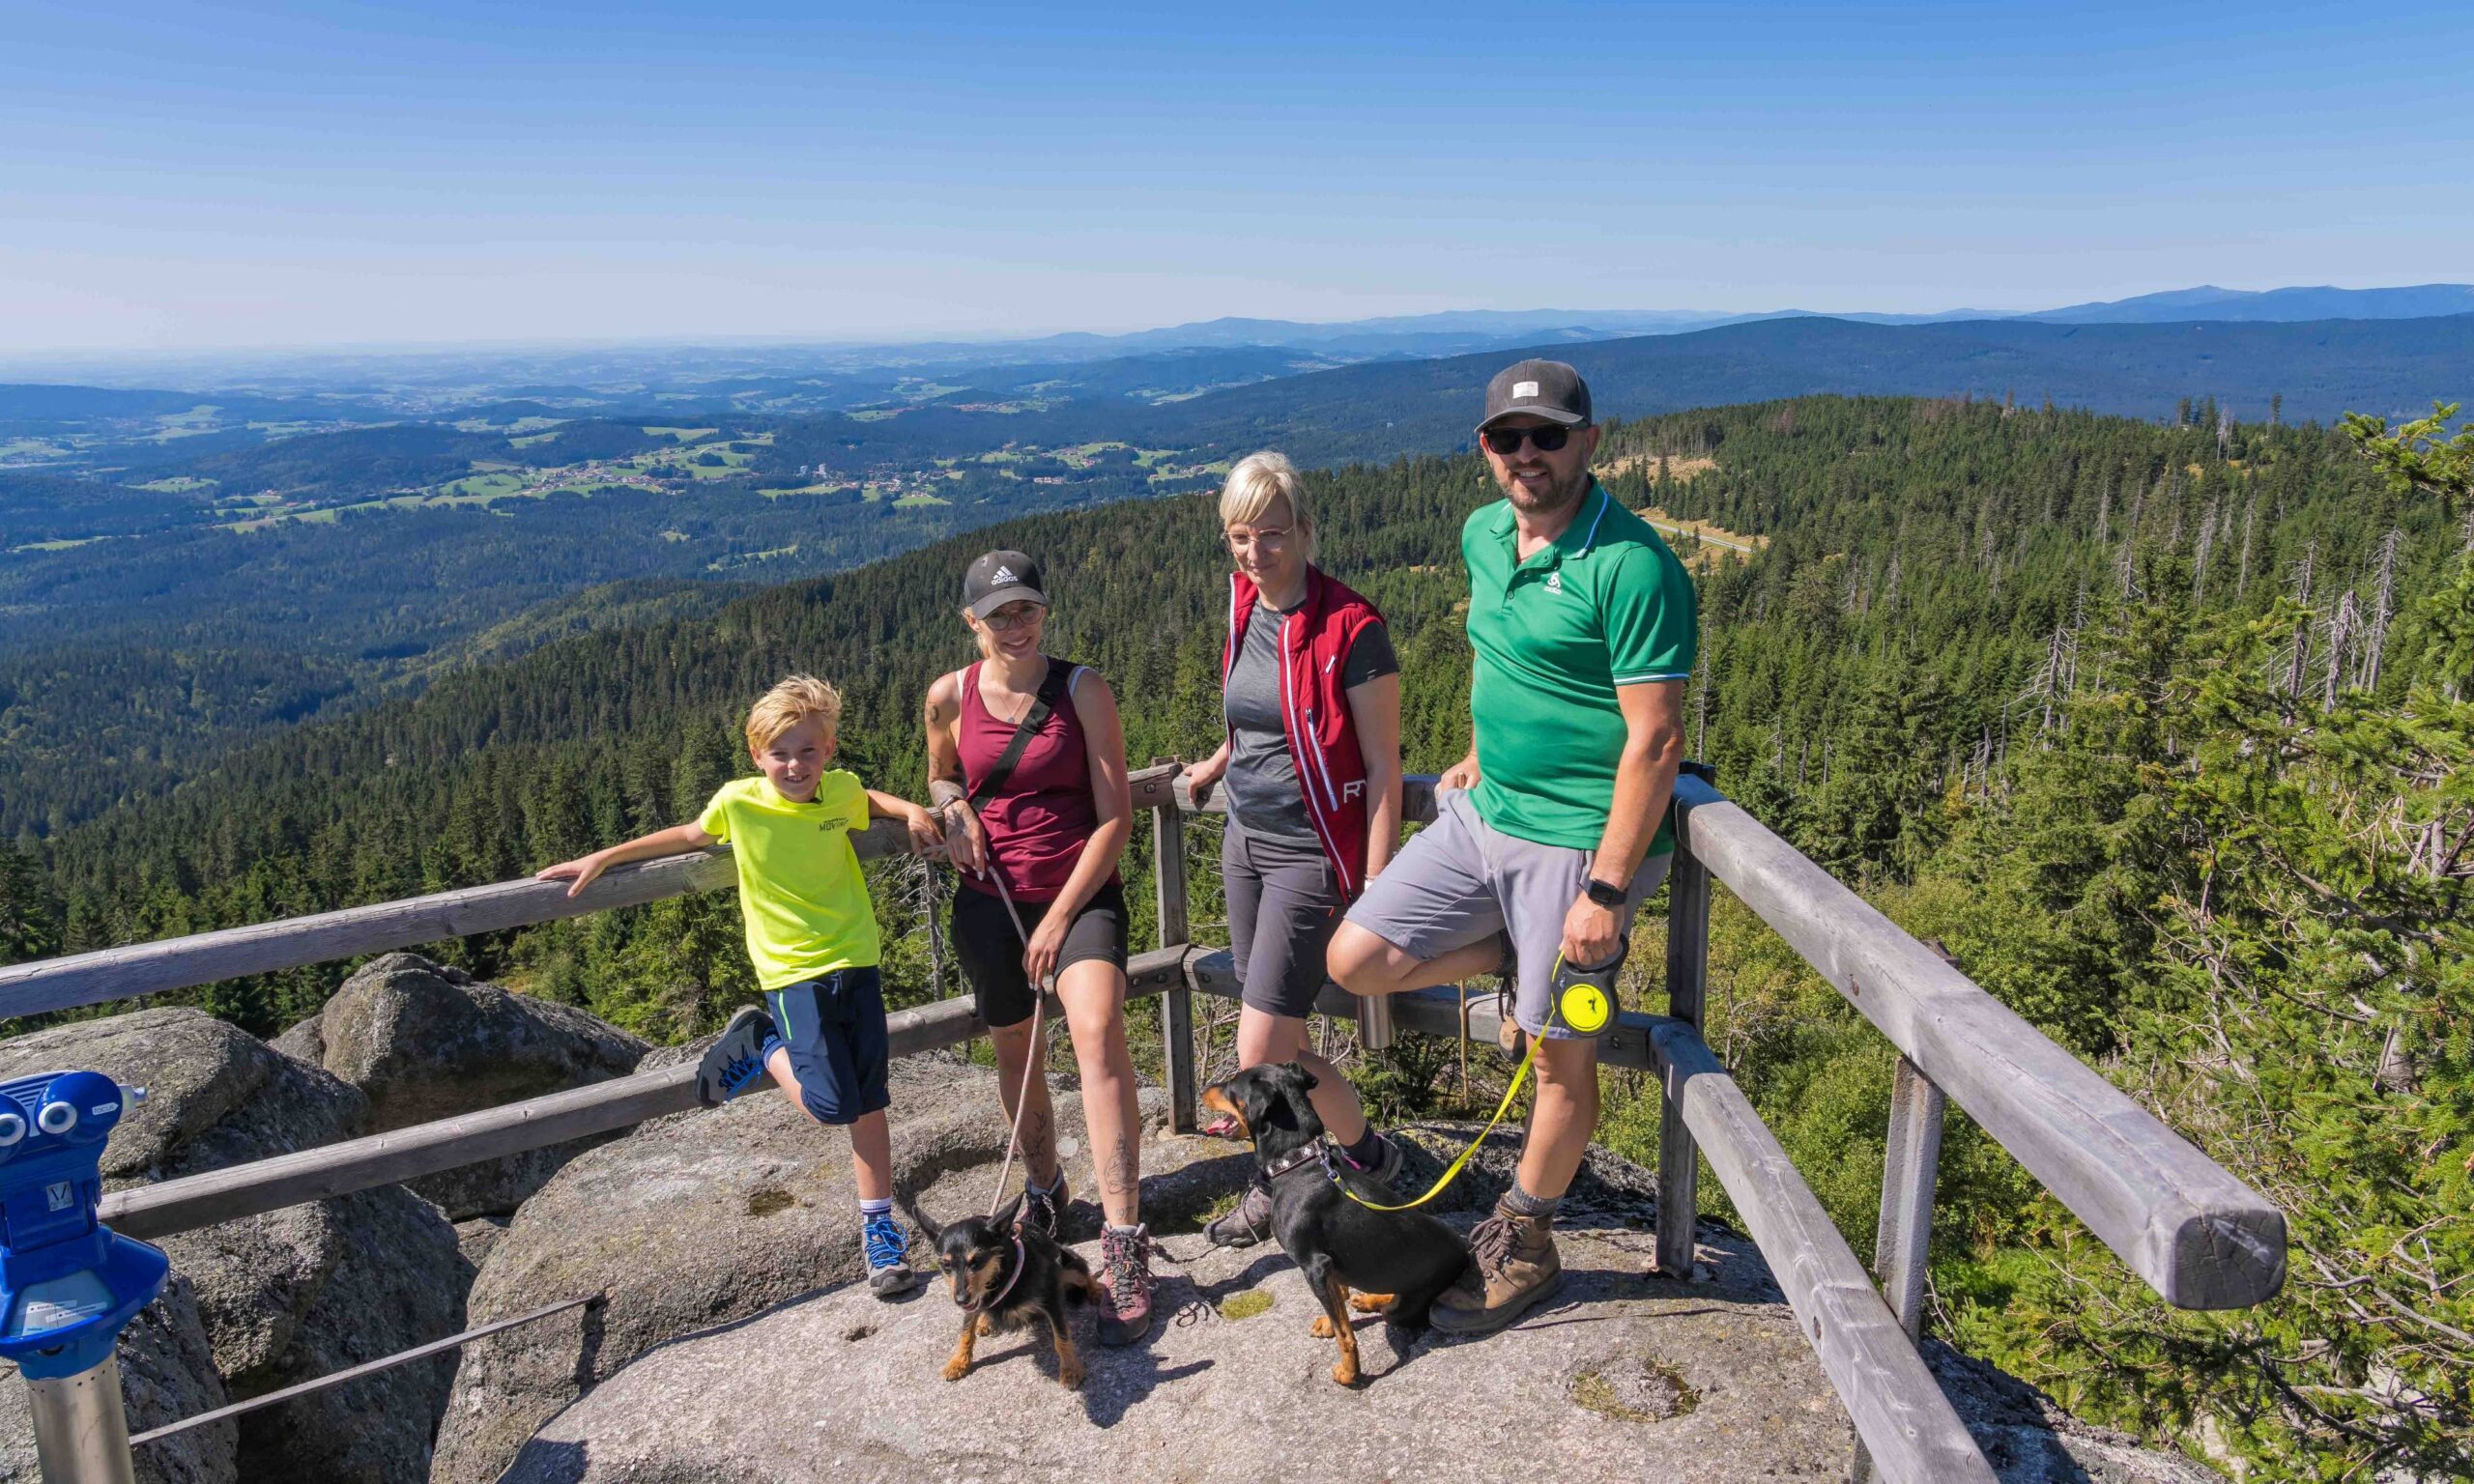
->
xmin=745 ymin=673 xmax=843 ymax=751
xmin=1219 ymin=450 xmax=1314 ymax=556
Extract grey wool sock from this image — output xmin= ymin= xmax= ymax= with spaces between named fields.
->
xmin=1503 ymin=1180 xmax=1560 ymax=1219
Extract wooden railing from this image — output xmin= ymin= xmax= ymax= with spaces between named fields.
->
xmin=0 ymin=762 xmax=2285 ymax=1484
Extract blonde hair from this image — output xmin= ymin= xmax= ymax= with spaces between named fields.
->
xmin=1219 ymin=450 xmax=1314 ymax=556
xmin=745 ymin=673 xmax=843 ymax=751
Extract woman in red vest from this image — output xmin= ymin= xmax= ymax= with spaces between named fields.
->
xmin=1183 ymin=451 xmax=1407 ymax=1249
xmin=925 ymin=550 xmax=1154 ymax=1345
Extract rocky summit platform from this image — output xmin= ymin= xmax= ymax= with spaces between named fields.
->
xmin=496 ymin=1121 xmax=2215 ymax=1484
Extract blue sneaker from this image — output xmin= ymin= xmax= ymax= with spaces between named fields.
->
xmin=862 ymin=1211 xmax=918 ymax=1297
xmin=697 ymin=1005 xmax=781 ymax=1106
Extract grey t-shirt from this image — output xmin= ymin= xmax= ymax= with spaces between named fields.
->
xmin=1223 ymin=600 xmax=1397 ymax=842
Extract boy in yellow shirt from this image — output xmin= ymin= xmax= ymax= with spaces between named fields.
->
xmin=538 ymin=674 xmax=941 ymax=1296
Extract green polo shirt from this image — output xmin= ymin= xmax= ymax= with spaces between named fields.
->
xmin=1462 ymin=480 xmax=1698 ymax=853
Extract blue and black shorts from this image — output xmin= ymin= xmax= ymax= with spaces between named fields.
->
xmin=762 ymin=966 xmax=891 ymax=1126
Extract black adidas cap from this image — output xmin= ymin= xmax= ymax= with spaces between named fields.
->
xmin=963 ymin=550 xmax=1048 ymax=618
xmin=1477 ymin=358 xmax=1593 ymax=431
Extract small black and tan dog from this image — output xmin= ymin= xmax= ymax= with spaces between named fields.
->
xmin=906 ymin=1191 xmax=1096 ymax=1388
xmin=1202 ymin=1062 xmax=1472 ymax=1385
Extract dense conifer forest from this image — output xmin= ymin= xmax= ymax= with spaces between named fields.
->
xmin=3 ymin=393 xmax=2467 ymax=1478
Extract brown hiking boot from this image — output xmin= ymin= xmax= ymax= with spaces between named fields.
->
xmin=1430 ymin=1195 xmax=1563 ymax=1335
xmin=1204 ymin=1182 xmax=1275 ymax=1248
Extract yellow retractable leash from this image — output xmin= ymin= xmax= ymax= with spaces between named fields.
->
xmin=1333 ymin=943 xmax=1622 ymax=1213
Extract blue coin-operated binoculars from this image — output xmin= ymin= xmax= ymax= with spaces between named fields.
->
xmin=0 ymin=1070 xmax=167 ymax=1484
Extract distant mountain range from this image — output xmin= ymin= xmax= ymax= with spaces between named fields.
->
xmin=1003 ymin=284 xmax=2474 ymax=358
xmin=2021 ymin=284 xmax=2474 ymax=325
xmin=6 ymin=285 xmax=2466 ymax=410
xmin=1131 ymin=312 xmax=2474 ymax=468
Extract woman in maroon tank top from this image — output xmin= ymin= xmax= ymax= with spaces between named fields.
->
xmin=924 ymin=550 xmax=1154 ymax=1345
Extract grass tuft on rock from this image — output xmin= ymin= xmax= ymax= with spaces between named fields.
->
xmin=1217 ymin=1290 xmax=1274 ymax=1321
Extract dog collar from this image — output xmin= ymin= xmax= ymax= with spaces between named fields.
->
xmin=969 ymin=1232 xmax=1028 ymax=1313
xmin=1254 ymin=1141 xmax=1328 ymax=1188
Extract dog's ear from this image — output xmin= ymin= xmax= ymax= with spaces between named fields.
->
xmin=1232 ymin=1070 xmax=1277 ymax=1134
xmin=896 ymin=1185 xmax=941 ymax=1243
xmin=1283 ymin=1060 xmax=1318 ymax=1095
xmin=992 ymin=1191 xmax=1025 ymax=1235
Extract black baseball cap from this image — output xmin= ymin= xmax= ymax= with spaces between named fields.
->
xmin=1477 ymin=358 xmax=1593 ymax=432
xmin=963 ymin=550 xmax=1048 ymax=618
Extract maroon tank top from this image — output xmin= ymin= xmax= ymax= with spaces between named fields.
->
xmin=958 ymin=658 xmax=1112 ymax=900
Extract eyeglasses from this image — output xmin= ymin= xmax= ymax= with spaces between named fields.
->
xmin=1224 ymin=526 xmax=1293 ymax=552
xmin=1481 ymin=424 xmax=1576 ymax=456
xmin=983 ymin=605 xmax=1045 ymax=631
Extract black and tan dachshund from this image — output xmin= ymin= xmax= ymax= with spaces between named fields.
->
xmin=1203 ymin=1062 xmax=1472 ymax=1385
xmin=906 ymin=1191 xmax=1097 ymax=1388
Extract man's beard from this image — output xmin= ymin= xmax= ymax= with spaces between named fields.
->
xmin=1494 ymin=457 xmax=1593 ymax=514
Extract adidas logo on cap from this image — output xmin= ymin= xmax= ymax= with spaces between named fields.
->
xmin=993 ymin=565 xmax=1018 ymax=583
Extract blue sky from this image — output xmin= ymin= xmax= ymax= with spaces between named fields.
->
xmin=5 ymin=1 xmax=2469 ymax=352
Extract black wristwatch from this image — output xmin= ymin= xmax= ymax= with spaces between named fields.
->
xmin=1583 ymin=876 xmax=1626 ymax=909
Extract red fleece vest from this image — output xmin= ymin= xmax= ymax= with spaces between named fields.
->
xmin=1223 ymin=566 xmax=1385 ymax=899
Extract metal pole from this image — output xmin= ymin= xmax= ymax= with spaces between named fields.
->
xmin=1655 ymin=800 xmax=1711 ymax=1280
xmin=1152 ymin=774 xmax=1197 ymax=1134
xmin=1851 ymin=1052 xmax=1948 ymax=1484
xmin=27 ymin=1355 xmax=137 ymax=1484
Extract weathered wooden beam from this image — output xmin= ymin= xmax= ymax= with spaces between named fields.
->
xmin=1670 ymin=775 xmax=2286 ymax=1310
xmin=1853 ymin=1055 xmax=1949 ymax=1484
xmin=1180 ymin=946 xmax=1661 ymax=1072
xmin=1151 ymin=765 xmax=1198 ymax=1135
xmin=0 ymin=843 xmax=734 ymax=1021
xmin=1651 ymin=1018 xmax=1999 ymax=1484
xmin=5 ymin=771 xmax=1191 ymax=1025
xmin=102 ymin=946 xmax=1194 ymax=1239
xmin=1126 ymin=760 xmax=1183 ymax=813
xmin=1173 ymin=772 xmax=1439 ymax=823
xmin=1658 ymin=819 xmax=1712 ymax=1279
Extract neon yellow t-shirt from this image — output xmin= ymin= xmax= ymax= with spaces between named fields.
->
xmin=697 ymin=773 xmax=880 ymax=988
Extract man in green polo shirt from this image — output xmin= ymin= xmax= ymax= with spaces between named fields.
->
xmin=1330 ymin=357 xmax=1695 ymax=1334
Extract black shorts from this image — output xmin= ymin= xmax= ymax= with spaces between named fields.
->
xmin=952 ymin=877 xmax=1130 ymax=1029
xmin=764 ymin=967 xmax=889 ymax=1127
xmin=1223 ymin=824 xmax=1345 ymax=1020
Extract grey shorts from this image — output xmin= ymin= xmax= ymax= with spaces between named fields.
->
xmin=1223 ymin=823 xmax=1344 ymax=1020
xmin=1343 ymin=785 xmax=1671 ymax=1040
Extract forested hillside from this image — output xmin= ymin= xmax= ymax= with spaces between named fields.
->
xmin=4 ymin=393 xmax=2467 ymax=1477
xmin=9 ymin=313 xmax=2463 ymax=843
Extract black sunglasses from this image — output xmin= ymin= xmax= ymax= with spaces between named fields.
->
xmin=1481 ymin=424 xmax=1575 ymax=455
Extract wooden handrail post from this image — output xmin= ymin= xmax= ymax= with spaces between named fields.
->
xmin=1152 ymin=759 xmax=1196 ymax=1134
xmin=1655 ymin=770 xmax=1712 ymax=1279
xmin=1852 ymin=1052 xmax=1948 ymax=1483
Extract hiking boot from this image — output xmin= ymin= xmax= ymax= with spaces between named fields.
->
xmin=862 ymin=1210 xmax=919 ymax=1298
xmin=1203 ymin=1182 xmax=1274 ymax=1248
xmin=1430 ymin=1196 xmax=1563 ymax=1335
xmin=1021 ymin=1173 xmax=1071 ymax=1242
xmin=1096 ymin=1224 xmax=1156 ymax=1346
xmin=697 ymin=1005 xmax=781 ymax=1106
